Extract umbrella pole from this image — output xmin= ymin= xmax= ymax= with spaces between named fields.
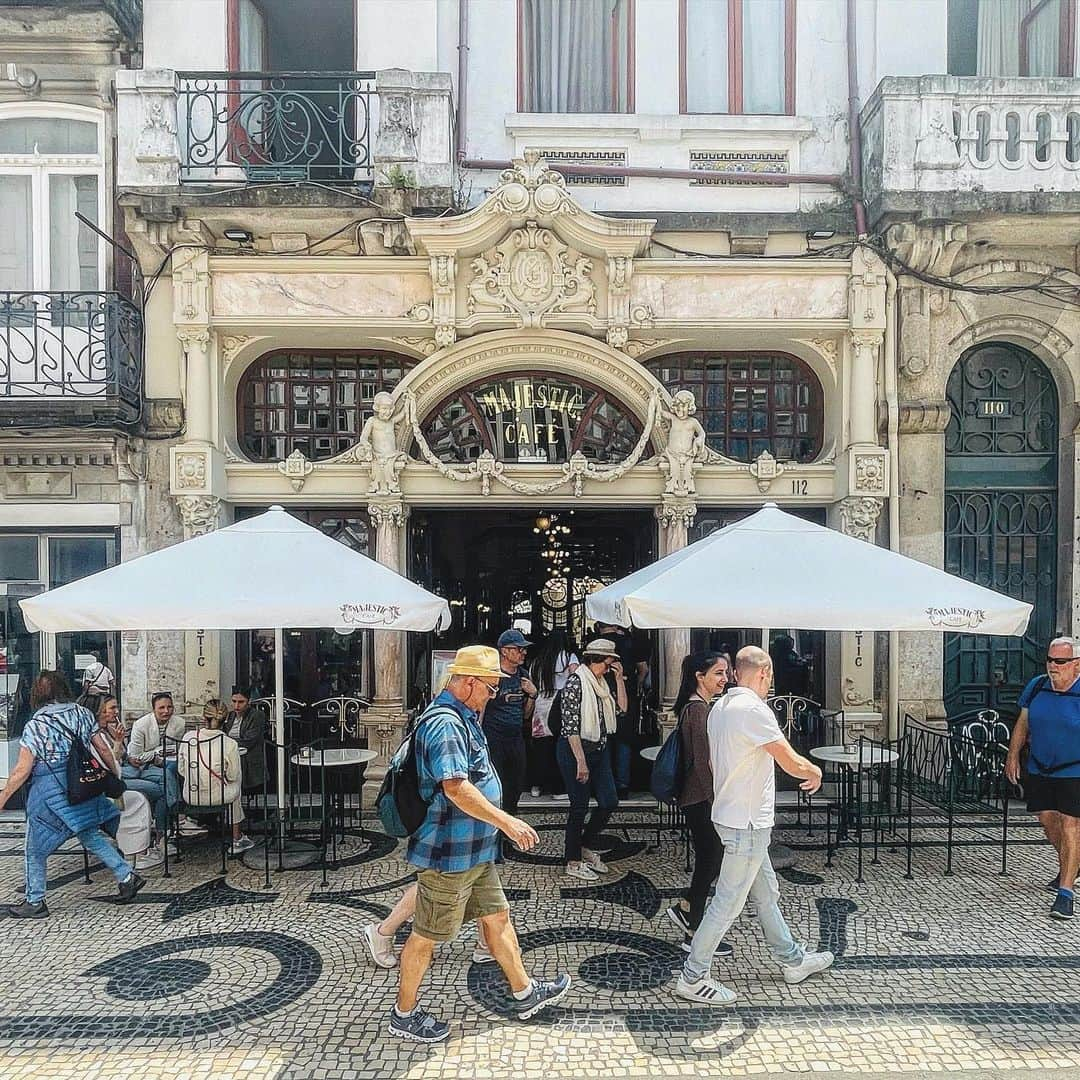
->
xmin=762 ymin=624 xmax=797 ymax=870
xmin=275 ymin=627 xmax=286 ymax=846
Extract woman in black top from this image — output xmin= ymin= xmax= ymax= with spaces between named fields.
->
xmin=663 ymin=651 xmax=734 ymax=954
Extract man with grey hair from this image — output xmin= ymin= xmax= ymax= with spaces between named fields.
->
xmin=674 ymin=645 xmax=835 ymax=1005
xmin=1006 ymin=635 xmax=1080 ymax=919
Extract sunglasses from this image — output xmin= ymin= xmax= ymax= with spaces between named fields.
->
xmin=1047 ymin=656 xmax=1078 ymax=665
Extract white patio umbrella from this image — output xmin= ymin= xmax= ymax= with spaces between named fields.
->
xmin=586 ymin=503 xmax=1031 ymax=636
xmin=20 ymin=505 xmax=451 ymax=827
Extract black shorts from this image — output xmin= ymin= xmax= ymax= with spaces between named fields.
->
xmin=1024 ymin=772 xmax=1080 ymax=817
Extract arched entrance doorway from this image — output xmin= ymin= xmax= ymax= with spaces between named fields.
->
xmin=944 ymin=342 xmax=1059 ymax=713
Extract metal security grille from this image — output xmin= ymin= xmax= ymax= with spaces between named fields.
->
xmin=944 ymin=344 xmax=1059 ymax=714
xmin=646 ymin=352 xmax=823 ymax=462
xmin=237 ymin=350 xmax=415 ymax=462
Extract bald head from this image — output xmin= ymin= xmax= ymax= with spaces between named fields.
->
xmin=735 ymin=645 xmax=773 ymax=699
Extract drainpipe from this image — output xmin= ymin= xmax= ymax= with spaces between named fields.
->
xmin=459 ymin=156 xmax=845 ymax=188
xmin=884 ymin=269 xmax=900 ymax=738
xmin=456 ymin=0 xmax=469 ymax=161
xmin=846 ymin=0 xmax=869 ymax=236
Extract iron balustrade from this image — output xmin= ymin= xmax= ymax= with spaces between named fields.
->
xmin=176 ymin=71 xmax=376 ymax=184
xmin=0 ymin=292 xmax=143 ymax=427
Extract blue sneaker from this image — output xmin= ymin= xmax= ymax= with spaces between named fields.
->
xmin=388 ymin=1006 xmax=450 ymax=1043
xmin=1051 ymin=892 xmax=1074 ymax=920
xmin=511 ymin=974 xmax=572 ymax=1019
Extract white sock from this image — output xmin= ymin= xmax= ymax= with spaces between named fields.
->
xmin=394 ymin=1004 xmax=415 ymax=1018
xmin=512 ymin=980 xmax=535 ymax=1001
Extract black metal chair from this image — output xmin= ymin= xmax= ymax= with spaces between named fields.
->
xmin=168 ymin=732 xmax=236 ymax=876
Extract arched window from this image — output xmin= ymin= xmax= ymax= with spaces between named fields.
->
xmin=420 ymin=373 xmax=642 ymax=464
xmin=237 ymin=349 xmax=416 ymax=462
xmin=647 ymin=351 xmax=823 ymax=462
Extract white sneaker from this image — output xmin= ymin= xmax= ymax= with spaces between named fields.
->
xmin=229 ymin=836 xmax=255 ymax=856
xmin=674 ymin=974 xmax=737 ymax=1005
xmin=565 ymin=862 xmax=599 ymax=882
xmin=552 ymin=793 xmax=570 ymax=802
xmin=362 ymin=924 xmax=398 ymax=969
xmin=530 ymin=786 xmax=541 ymax=798
xmin=178 ymin=815 xmax=207 ymax=836
xmin=782 ymin=950 xmax=835 ymax=985
xmin=471 ymin=943 xmax=496 ymax=964
xmin=580 ymin=848 xmax=609 ymax=874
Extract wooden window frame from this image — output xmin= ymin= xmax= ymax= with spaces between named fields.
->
xmin=516 ymin=0 xmax=636 ymax=114
xmin=647 ymin=351 xmax=824 ymax=464
xmin=1020 ymin=0 xmax=1077 ymax=76
xmin=236 ymin=349 xmax=416 ymax=463
xmin=679 ymin=0 xmax=796 ymax=116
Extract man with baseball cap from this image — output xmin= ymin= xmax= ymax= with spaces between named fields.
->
xmin=482 ymin=629 xmax=538 ymax=855
xmin=389 ymin=645 xmax=571 ymax=1042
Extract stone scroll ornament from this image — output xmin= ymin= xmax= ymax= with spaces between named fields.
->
xmin=402 ymin=389 xmax=661 ymax=497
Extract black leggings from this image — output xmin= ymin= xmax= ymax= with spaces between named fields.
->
xmin=683 ymin=800 xmax=725 ymax=930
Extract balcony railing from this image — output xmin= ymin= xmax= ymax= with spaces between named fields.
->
xmin=0 ymin=292 xmax=143 ymax=428
xmin=176 ymin=71 xmax=376 ymax=184
xmin=862 ymin=76 xmax=1080 ymax=211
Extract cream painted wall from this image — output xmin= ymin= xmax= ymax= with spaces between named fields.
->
xmin=356 ymin=0 xmax=440 ymax=71
xmin=144 ymin=0 xmax=228 ymax=69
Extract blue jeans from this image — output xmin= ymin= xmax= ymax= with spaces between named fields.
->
xmin=121 ymin=762 xmax=179 ymax=835
xmin=556 ymin=738 xmax=619 ymax=862
xmin=683 ymin=824 xmax=804 ymax=981
xmin=25 ymin=819 xmax=131 ymax=904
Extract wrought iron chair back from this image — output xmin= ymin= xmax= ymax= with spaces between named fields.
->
xmin=310 ymin=696 xmax=371 ymax=747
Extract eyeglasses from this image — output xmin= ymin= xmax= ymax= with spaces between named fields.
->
xmin=1047 ymin=656 xmax=1078 ymax=665
xmin=477 ymin=680 xmax=499 ymax=696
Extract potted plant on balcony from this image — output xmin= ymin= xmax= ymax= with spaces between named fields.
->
xmin=381 ymin=164 xmax=417 ymax=216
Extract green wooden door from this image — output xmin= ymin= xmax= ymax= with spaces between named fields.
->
xmin=944 ymin=343 xmax=1058 ymax=715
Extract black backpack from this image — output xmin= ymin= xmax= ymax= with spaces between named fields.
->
xmin=50 ymin=715 xmax=124 ymax=804
xmin=376 ymin=706 xmax=457 ymax=837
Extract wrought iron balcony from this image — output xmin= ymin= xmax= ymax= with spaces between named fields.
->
xmin=0 ymin=292 xmax=143 ymax=429
xmin=176 ymin=71 xmax=376 ymax=184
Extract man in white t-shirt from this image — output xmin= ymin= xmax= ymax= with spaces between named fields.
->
xmin=674 ymin=645 xmax=835 ymax=1006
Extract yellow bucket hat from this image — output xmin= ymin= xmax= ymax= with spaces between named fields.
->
xmin=447 ymin=645 xmax=505 ymax=679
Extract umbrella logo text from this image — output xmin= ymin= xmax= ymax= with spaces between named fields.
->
xmin=339 ymin=602 xmax=403 ymax=626
xmin=926 ymin=606 xmax=987 ymax=629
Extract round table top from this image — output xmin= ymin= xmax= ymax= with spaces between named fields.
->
xmin=810 ymin=744 xmax=899 ymax=768
xmin=290 ymin=747 xmax=378 ymax=767
xmin=640 ymin=745 xmax=663 ymax=762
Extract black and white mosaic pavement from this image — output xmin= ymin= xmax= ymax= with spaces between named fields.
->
xmin=1 ymin=808 xmax=1079 ymax=1078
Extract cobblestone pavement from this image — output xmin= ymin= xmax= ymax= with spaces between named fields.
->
xmin=1 ymin=809 xmax=1078 ymax=1080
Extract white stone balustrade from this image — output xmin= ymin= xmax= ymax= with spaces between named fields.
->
xmin=862 ymin=75 xmax=1080 ymax=202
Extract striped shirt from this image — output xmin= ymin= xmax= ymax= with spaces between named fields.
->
xmin=406 ymin=690 xmax=503 ymax=873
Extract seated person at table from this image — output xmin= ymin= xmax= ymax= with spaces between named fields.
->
xmin=179 ymin=700 xmax=254 ymax=856
xmin=124 ymin=692 xmax=196 ymax=843
xmin=225 ymin=688 xmax=268 ymax=793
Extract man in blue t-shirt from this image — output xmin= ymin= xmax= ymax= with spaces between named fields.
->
xmin=1006 ymin=636 xmax=1080 ymax=920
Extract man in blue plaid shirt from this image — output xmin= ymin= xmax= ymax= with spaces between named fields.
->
xmin=390 ymin=645 xmax=571 ymax=1043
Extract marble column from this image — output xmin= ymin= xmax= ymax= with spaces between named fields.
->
xmin=655 ymin=497 xmax=696 ymax=718
xmin=178 ymin=329 xmax=212 ymax=445
xmin=366 ymin=501 xmax=409 ymax=772
xmin=175 ymin=494 xmax=222 ymax=710
xmin=832 ymin=496 xmax=885 ymax=740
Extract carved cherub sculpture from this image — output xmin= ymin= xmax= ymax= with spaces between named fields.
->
xmin=358 ymin=391 xmax=409 ymax=495
xmin=658 ymin=389 xmax=708 ymax=497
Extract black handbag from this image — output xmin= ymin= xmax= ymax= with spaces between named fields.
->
xmin=51 ymin=717 xmax=124 ymax=804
